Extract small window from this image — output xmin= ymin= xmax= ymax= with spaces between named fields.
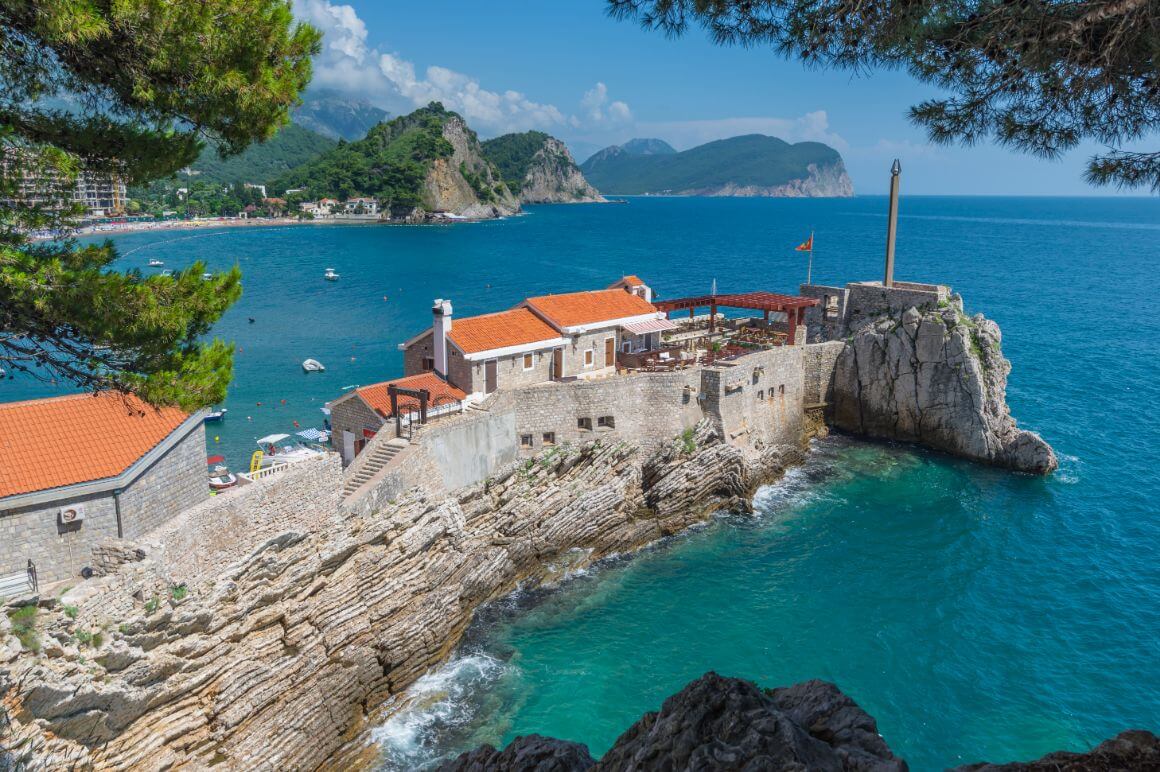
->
xmin=752 ymin=371 xmax=761 ymax=385
xmin=520 ymin=434 xmax=534 ymax=448
xmin=542 ymin=432 xmax=556 ymax=446
xmin=583 ymin=349 xmax=594 ymax=367
xmin=421 ymin=356 xmax=434 ymax=371
xmin=757 ymin=390 xmax=765 ymax=400
xmin=779 ymin=384 xmax=785 ymax=395
xmin=597 ymin=415 xmax=615 ymax=429
xmin=578 ymin=416 xmax=593 ymax=431
xmin=523 ymin=352 xmax=534 ymax=370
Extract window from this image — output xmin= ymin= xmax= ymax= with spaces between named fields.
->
xmin=758 ymin=390 xmax=765 ymax=401
xmin=779 ymin=384 xmax=785 ymax=395
xmin=583 ymin=349 xmax=594 ymax=368
xmin=542 ymin=432 xmax=556 ymax=446
xmin=523 ymin=352 xmax=535 ymax=370
xmin=421 ymin=356 xmax=434 ymax=371
xmin=752 ymin=371 xmax=761 ymax=385
xmin=520 ymin=434 xmax=534 ymax=448
xmin=578 ymin=416 xmax=593 ymax=431
xmin=597 ymin=415 xmax=615 ymax=429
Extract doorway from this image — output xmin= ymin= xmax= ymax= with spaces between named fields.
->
xmin=485 ymin=359 xmax=498 ymax=394
xmin=605 ymin=337 xmax=615 ymax=367
xmin=552 ymin=348 xmax=563 ymax=380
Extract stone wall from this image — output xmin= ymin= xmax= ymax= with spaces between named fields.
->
xmin=802 ymin=341 xmax=844 ymax=406
xmin=118 ymin=423 xmax=209 ymax=538
xmin=329 ymin=393 xmax=386 ymax=465
xmin=697 ymin=346 xmax=806 ymax=452
xmin=800 ymin=284 xmax=848 ymax=343
xmin=563 ymin=329 xmax=618 ymax=378
xmin=418 ymin=409 xmax=519 ymax=491
xmin=0 ymin=424 xmax=208 ymax=584
xmin=844 ymin=281 xmax=948 ymax=334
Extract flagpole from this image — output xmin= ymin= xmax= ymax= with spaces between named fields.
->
xmin=806 ymin=230 xmax=814 ymax=285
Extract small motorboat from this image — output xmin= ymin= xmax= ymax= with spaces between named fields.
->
xmin=202 ymin=272 xmax=213 ymax=280
xmin=148 ymin=259 xmax=164 ymax=267
xmin=204 ymin=407 xmax=228 ymax=422
xmin=323 ymin=268 xmax=340 ymax=281
xmin=302 ymin=358 xmax=325 ymax=372
xmin=252 ymin=434 xmax=326 ymax=468
xmin=207 ymin=455 xmax=238 ymax=491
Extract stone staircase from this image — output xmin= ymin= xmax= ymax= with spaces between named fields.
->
xmin=342 ymin=438 xmax=410 ymax=499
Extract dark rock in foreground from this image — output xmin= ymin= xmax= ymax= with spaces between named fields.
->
xmin=440 ymin=673 xmax=1159 ymax=771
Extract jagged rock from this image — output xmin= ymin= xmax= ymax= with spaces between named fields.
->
xmin=515 ymin=137 xmax=604 ymax=204
xmin=421 ymin=115 xmax=520 ymax=219
xmin=951 ymin=729 xmax=1160 ymax=770
xmin=441 ymin=735 xmax=596 ymax=772
xmin=831 ymin=303 xmax=1057 ymax=474
xmin=0 ymin=634 xmax=21 ymax=663
xmin=1 ymin=428 xmax=792 ymax=770
xmin=595 ymin=673 xmax=904 ymax=772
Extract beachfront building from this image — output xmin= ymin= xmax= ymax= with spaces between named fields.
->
xmin=0 ymin=393 xmax=208 ymax=585
xmin=328 ymin=372 xmax=466 ymax=465
xmin=0 ymin=148 xmax=126 ymax=218
xmin=399 ymin=278 xmax=670 ymax=397
xmin=344 ymin=197 xmax=379 ymax=216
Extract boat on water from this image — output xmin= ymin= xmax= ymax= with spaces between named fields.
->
xmin=204 ymin=407 xmax=228 ymax=422
xmin=253 ymin=434 xmax=325 ymax=468
xmin=160 ymin=269 xmax=174 ymax=277
xmin=147 ymin=259 xmax=164 ymax=267
xmin=302 ymin=358 xmax=325 ymax=372
xmin=323 ymin=268 xmax=340 ymax=281
xmin=202 ymin=272 xmax=213 ymax=281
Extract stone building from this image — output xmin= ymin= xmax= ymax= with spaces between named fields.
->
xmin=328 ymin=372 xmax=466 ymax=465
xmin=800 ymin=280 xmax=950 ymax=343
xmin=0 ymin=393 xmax=208 ymax=584
xmin=399 ymin=277 xmax=671 ymax=397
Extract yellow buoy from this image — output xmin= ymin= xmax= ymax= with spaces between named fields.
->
xmin=249 ymin=450 xmax=264 ymax=474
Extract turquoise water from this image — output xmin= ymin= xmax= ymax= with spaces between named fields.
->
xmin=7 ymin=197 xmax=1160 ymax=769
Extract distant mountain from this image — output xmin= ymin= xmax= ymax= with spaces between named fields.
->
xmin=183 ymin=124 xmax=337 ymax=185
xmin=580 ymin=135 xmax=854 ymax=197
xmin=269 ymin=102 xmax=519 ymax=221
xmin=291 ymin=92 xmax=388 ymax=141
xmin=481 ymin=131 xmax=603 ymax=204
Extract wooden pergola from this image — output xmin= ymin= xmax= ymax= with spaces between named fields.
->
xmin=654 ymin=291 xmax=820 ymax=344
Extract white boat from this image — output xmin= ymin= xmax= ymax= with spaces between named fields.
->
xmin=204 ymin=407 xmax=228 ymax=422
xmin=323 ymin=268 xmax=340 ymax=281
xmin=202 ymin=272 xmax=213 ymax=280
xmin=253 ymin=434 xmax=325 ymax=468
xmin=302 ymin=358 xmax=325 ymax=372
xmin=148 ymin=259 xmax=164 ymax=267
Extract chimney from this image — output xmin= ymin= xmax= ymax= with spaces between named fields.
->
xmin=432 ymin=299 xmax=453 ymax=377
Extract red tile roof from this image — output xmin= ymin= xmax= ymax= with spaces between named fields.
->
xmin=356 ymin=372 xmax=466 ymax=418
xmin=525 ymin=288 xmax=657 ymax=328
xmin=609 ymin=275 xmax=645 ymax=288
xmin=0 ymin=393 xmax=192 ymax=499
xmin=447 ymin=308 xmax=561 ymax=355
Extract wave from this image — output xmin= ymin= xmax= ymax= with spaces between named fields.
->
xmin=372 ymin=652 xmax=513 ymax=770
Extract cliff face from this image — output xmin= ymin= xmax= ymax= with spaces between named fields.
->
xmin=418 ymin=115 xmax=520 ymax=220
xmin=830 ymin=299 xmax=1057 ymax=474
xmin=480 ymin=132 xmax=604 ymax=204
xmin=682 ymin=159 xmax=853 ymax=198
xmin=0 ymin=424 xmax=800 ymax=770
xmin=441 ymin=673 xmax=1159 ymax=771
xmin=516 ymin=137 xmax=604 ymax=203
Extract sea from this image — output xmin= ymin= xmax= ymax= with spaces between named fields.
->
xmin=7 ymin=196 xmax=1159 ymax=770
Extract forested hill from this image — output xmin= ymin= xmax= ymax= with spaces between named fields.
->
xmin=268 ymin=102 xmax=519 ymax=219
xmin=481 ymin=131 xmax=603 ymax=203
xmin=580 ymin=135 xmax=854 ymax=197
xmin=185 ymin=124 xmax=337 ymax=185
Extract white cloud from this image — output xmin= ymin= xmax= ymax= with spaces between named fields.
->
xmin=293 ymin=0 xmax=629 ymax=137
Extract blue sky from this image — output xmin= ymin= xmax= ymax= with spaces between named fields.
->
xmin=293 ymin=1 xmax=1150 ymax=196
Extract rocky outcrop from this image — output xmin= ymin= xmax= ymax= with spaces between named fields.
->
xmin=516 ymin=137 xmax=603 ymax=204
xmin=441 ymin=673 xmax=1158 ymax=772
xmin=0 ymin=424 xmax=799 ymax=770
xmin=441 ymin=672 xmax=905 ymax=771
xmin=830 ymin=297 xmax=1057 ymax=474
xmin=681 ymin=160 xmax=854 ymax=198
xmin=419 ymin=115 xmax=520 ymax=220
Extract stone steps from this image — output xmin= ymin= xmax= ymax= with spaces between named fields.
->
xmin=342 ymin=439 xmax=408 ymax=498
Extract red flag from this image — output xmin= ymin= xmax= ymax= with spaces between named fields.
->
xmin=795 ymin=234 xmax=813 ymax=252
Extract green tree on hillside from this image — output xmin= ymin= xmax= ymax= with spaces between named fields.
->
xmin=0 ymin=0 xmax=319 ymax=409
xmin=610 ymin=0 xmax=1160 ymax=191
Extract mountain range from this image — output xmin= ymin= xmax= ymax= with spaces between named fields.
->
xmin=580 ymin=135 xmax=853 ymax=197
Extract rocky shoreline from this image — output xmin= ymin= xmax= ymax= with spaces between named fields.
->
xmin=440 ymin=673 xmax=1159 ymax=771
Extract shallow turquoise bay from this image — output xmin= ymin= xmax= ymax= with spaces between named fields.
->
xmin=9 ymin=196 xmax=1159 ymax=770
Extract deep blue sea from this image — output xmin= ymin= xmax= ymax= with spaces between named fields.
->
xmin=7 ymin=196 xmax=1160 ymax=769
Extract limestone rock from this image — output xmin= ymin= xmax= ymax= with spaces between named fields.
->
xmin=831 ymin=304 xmax=1057 ymax=474
xmin=420 ymin=115 xmax=520 ymax=219
xmin=515 ymin=137 xmax=604 ymax=204
xmin=950 ymin=729 xmax=1160 ymax=770
xmin=441 ymin=735 xmax=596 ymax=771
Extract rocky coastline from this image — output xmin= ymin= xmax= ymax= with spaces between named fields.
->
xmin=441 ymin=673 xmax=1159 ymax=771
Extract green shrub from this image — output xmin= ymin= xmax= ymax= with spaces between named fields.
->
xmin=171 ymin=585 xmax=189 ymax=601
xmin=8 ymin=606 xmax=39 ymax=652
xmin=63 ymin=605 xmax=79 ymax=620
xmin=681 ymin=428 xmax=696 ymax=454
xmin=144 ymin=596 xmax=160 ymax=614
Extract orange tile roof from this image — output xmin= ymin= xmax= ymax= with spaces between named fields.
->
xmin=447 ymin=307 xmax=561 ymax=355
xmin=0 ymin=393 xmax=192 ymax=499
xmin=609 ymin=275 xmax=645 ymax=287
xmin=356 ymin=372 xmax=467 ymax=418
xmin=525 ymin=288 xmax=657 ymax=328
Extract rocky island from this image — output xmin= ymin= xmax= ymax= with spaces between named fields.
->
xmin=482 ymin=131 xmax=604 ymax=204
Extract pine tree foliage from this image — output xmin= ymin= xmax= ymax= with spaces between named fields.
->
xmin=609 ymin=0 xmax=1160 ymax=191
xmin=0 ymin=0 xmax=319 ymax=409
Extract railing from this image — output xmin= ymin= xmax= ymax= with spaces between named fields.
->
xmin=0 ymin=560 xmax=37 ymax=600
xmin=239 ymin=462 xmax=291 ymax=482
xmin=27 ymin=559 xmax=37 ymax=594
